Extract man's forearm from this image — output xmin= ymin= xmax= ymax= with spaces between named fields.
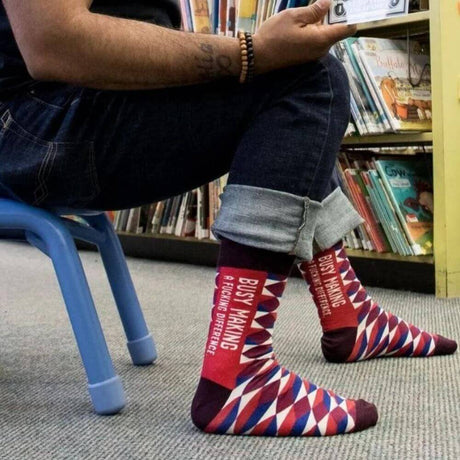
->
xmin=4 ymin=0 xmax=356 ymax=90
xmin=36 ymin=12 xmax=242 ymax=90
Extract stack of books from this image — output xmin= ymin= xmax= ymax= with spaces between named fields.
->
xmin=112 ymin=174 xmax=228 ymax=240
xmin=337 ymin=150 xmax=433 ymax=256
xmin=332 ymin=38 xmax=432 ymax=136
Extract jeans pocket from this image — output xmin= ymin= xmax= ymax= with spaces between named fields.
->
xmin=0 ymin=110 xmax=100 ymax=208
xmin=26 ymin=81 xmax=82 ymax=110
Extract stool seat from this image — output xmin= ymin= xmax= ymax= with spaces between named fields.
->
xmin=0 ymin=198 xmax=157 ymax=415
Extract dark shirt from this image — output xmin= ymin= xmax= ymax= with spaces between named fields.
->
xmin=0 ymin=1 xmax=181 ymax=93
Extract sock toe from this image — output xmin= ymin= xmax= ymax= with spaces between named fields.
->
xmin=353 ymin=399 xmax=378 ymax=433
xmin=434 ymin=335 xmax=458 ymax=356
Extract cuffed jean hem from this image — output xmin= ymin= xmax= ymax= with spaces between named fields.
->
xmin=211 ymin=185 xmax=364 ymax=262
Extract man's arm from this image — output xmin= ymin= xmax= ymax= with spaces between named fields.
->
xmin=2 ymin=0 xmax=355 ymax=90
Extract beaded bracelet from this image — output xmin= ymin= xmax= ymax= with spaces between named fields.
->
xmin=238 ymin=31 xmax=255 ymax=84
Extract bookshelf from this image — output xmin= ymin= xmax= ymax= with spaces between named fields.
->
xmin=105 ymin=6 xmax=458 ymax=297
xmin=330 ymin=5 xmax=460 ymax=298
xmin=355 ymin=10 xmax=430 ymax=37
xmin=342 ymin=132 xmax=433 ymax=147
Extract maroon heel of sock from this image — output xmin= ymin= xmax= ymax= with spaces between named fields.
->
xmin=191 ymin=378 xmax=231 ymax=432
xmin=321 ymin=328 xmax=357 ymax=363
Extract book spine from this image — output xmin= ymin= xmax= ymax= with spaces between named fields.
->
xmin=356 ymin=47 xmax=399 ymax=132
xmin=160 ymin=198 xmax=174 ymax=234
xmin=351 ymin=170 xmax=387 ymax=252
xmin=344 ymin=170 xmax=373 ymax=250
xmin=344 ymin=39 xmax=388 ymax=132
xmin=218 ymin=0 xmax=228 ymax=35
xmin=236 ymin=0 xmax=258 ymax=32
xmin=190 ymin=0 xmax=212 ymax=33
xmin=375 ymin=162 xmax=423 ymax=255
xmin=184 ymin=189 xmax=198 ymax=237
xmin=334 ymin=42 xmax=382 ymax=135
xmin=167 ymin=195 xmax=183 ymax=235
xmin=368 ymin=170 xmax=401 ymax=254
xmin=376 ymin=173 xmax=413 ymax=256
xmin=350 ymin=41 xmax=393 ymax=132
xmin=195 ymin=187 xmax=203 ymax=239
xmin=361 ymin=171 xmax=396 ymax=254
xmin=151 ymin=201 xmax=165 ymax=234
xmin=145 ymin=202 xmax=158 ymax=234
xmin=175 ymin=192 xmax=189 ymax=237
xmin=358 ymin=171 xmax=391 ymax=252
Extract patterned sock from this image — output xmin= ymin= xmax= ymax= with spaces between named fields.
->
xmin=298 ymin=241 xmax=458 ymax=362
xmin=191 ymin=238 xmax=378 ymax=436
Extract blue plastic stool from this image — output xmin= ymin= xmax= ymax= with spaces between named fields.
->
xmin=0 ymin=198 xmax=157 ymax=415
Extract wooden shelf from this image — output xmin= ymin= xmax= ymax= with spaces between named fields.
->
xmin=356 ymin=10 xmax=430 ymax=37
xmin=97 ymin=232 xmax=435 ymax=294
xmin=117 ymin=231 xmax=218 ymax=245
xmin=347 ymin=249 xmax=433 ymax=264
xmin=117 ymin=231 xmax=433 ymax=263
xmin=342 ymin=132 xmax=433 ymax=147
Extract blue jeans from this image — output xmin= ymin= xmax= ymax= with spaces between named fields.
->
xmin=0 ymin=54 xmax=362 ymax=260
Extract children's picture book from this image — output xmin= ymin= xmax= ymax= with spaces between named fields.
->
xmin=189 ymin=0 xmax=212 ymax=33
xmin=236 ymin=0 xmax=258 ymax=33
xmin=357 ymin=38 xmax=432 ymax=132
xmin=327 ymin=0 xmax=409 ymax=25
xmin=375 ymin=158 xmax=434 ymax=255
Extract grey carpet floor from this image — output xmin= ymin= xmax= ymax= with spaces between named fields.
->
xmin=0 ymin=240 xmax=459 ymax=460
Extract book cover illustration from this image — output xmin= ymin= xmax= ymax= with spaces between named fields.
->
xmin=357 ymin=38 xmax=431 ymax=132
xmin=236 ymin=0 xmax=258 ymax=33
xmin=375 ymin=159 xmax=433 ymax=255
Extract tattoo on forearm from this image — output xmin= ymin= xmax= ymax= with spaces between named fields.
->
xmin=196 ymin=43 xmax=233 ymax=80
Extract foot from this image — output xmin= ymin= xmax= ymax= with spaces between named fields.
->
xmin=192 ymin=357 xmax=378 ymax=436
xmin=299 ymin=242 xmax=457 ymax=363
xmin=192 ymin=253 xmax=378 ymax=436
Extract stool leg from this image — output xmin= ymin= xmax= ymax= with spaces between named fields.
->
xmin=86 ymin=214 xmax=157 ymax=366
xmin=46 ymin=227 xmax=126 ymax=415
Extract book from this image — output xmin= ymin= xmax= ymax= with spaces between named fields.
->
xmin=333 ymin=41 xmax=384 ymax=134
xmin=361 ymin=170 xmax=398 ymax=253
xmin=326 ymin=0 xmax=409 ymax=25
xmin=189 ymin=0 xmax=212 ymax=33
xmin=368 ymin=169 xmax=408 ymax=255
xmin=375 ymin=158 xmax=433 ymax=255
xmin=348 ymin=168 xmax=390 ymax=252
xmin=175 ymin=192 xmax=191 ymax=236
xmin=211 ymin=0 xmax=220 ymax=33
xmin=357 ymin=37 xmax=432 ymax=132
xmin=344 ymin=39 xmax=392 ymax=132
xmin=184 ymin=189 xmax=198 ymax=237
xmin=151 ymin=201 xmax=166 ymax=234
xmin=236 ymin=0 xmax=258 ymax=33
xmin=160 ymin=198 xmax=174 ymax=234
xmin=119 ymin=209 xmax=130 ymax=232
xmin=180 ymin=0 xmax=194 ymax=30
xmin=167 ymin=195 xmax=183 ymax=234
xmin=218 ymin=0 xmax=228 ymax=34
xmin=145 ymin=202 xmax=158 ymax=233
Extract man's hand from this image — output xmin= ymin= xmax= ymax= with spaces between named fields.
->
xmin=253 ymin=0 xmax=357 ymax=74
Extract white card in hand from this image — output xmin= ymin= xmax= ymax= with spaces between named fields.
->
xmin=326 ymin=0 xmax=409 ymax=25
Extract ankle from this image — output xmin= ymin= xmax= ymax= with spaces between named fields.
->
xmin=321 ymin=328 xmax=357 ymax=363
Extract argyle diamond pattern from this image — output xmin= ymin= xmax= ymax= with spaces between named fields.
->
xmin=205 ymin=272 xmax=358 ymax=436
xmin=304 ymin=243 xmax=439 ymax=362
